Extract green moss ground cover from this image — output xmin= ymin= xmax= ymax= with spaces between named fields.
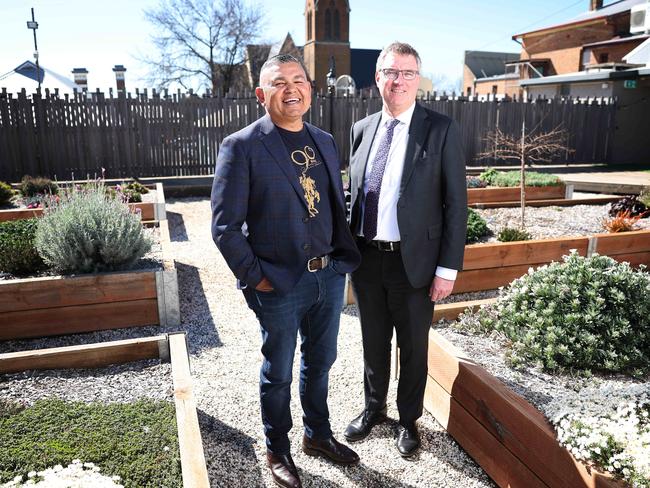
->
xmin=0 ymin=398 xmax=182 ymax=487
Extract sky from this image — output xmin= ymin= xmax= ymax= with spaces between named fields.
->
xmin=1 ymin=0 xmax=595 ymax=92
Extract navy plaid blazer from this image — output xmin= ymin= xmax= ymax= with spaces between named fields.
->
xmin=211 ymin=115 xmax=361 ymax=295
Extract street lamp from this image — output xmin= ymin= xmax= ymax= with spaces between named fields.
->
xmin=26 ymin=7 xmax=41 ymax=91
xmin=326 ymin=56 xmax=336 ymax=134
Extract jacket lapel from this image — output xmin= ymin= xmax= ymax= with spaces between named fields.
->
xmin=353 ymin=112 xmax=382 ymax=188
xmin=306 ymin=123 xmax=345 ymax=210
xmin=400 ymin=104 xmax=431 ymax=192
xmin=259 ymin=115 xmax=308 ymax=209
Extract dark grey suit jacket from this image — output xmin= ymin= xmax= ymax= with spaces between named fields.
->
xmin=348 ymin=103 xmax=467 ymax=288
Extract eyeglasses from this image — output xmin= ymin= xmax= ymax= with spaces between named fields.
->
xmin=379 ymin=68 xmax=419 ymax=81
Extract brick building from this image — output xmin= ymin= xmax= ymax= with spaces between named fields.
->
xmin=511 ymin=0 xmax=649 ymax=98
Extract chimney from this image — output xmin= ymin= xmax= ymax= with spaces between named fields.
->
xmin=590 ymin=0 xmax=603 ymax=10
xmin=112 ymin=65 xmax=127 ymax=94
xmin=71 ymin=67 xmax=88 ymax=92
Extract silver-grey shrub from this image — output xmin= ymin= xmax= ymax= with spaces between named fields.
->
xmin=463 ymin=251 xmax=650 ymax=376
xmin=35 ymin=184 xmax=152 ymax=273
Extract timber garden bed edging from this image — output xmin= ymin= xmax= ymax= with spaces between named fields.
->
xmin=0 ymin=218 xmax=179 ymax=340
xmin=0 ymin=332 xmax=209 ymax=488
xmin=345 ymin=228 xmax=650 ymax=305
xmin=424 ymin=329 xmax=629 ymax=488
xmin=467 ymin=183 xmax=570 ymax=205
xmin=0 ymin=182 xmax=167 ymax=222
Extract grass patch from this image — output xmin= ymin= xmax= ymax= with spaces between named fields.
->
xmin=0 ymin=398 xmax=182 ymax=487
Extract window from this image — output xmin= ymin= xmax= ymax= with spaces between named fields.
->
xmin=492 ymin=85 xmax=498 ymax=95
xmin=325 ymin=9 xmax=332 ymax=39
xmin=599 ymin=53 xmax=609 ymax=64
xmin=334 ymin=9 xmax=340 ymax=39
xmin=307 ymin=11 xmax=312 ymax=40
xmin=467 ymin=87 xmax=472 ymax=96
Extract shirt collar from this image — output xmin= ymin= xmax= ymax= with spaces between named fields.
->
xmin=380 ymin=102 xmax=416 ymax=128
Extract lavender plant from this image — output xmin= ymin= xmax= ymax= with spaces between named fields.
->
xmin=34 ymin=184 xmax=151 ymax=274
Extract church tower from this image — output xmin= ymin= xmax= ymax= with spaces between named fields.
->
xmin=303 ymin=0 xmax=351 ymax=91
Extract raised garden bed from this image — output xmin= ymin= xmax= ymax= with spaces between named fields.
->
xmin=424 ymin=329 xmax=627 ymax=488
xmin=467 ymin=184 xmax=569 ymax=205
xmin=0 ymin=333 xmax=209 ymax=488
xmin=0 ymin=182 xmax=167 ymax=222
xmin=455 ymin=229 xmax=650 ymax=293
xmin=345 ymin=229 xmax=650 ymax=305
xmin=0 ymin=218 xmax=179 ymax=340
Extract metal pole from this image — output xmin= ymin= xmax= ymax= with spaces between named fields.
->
xmin=28 ymin=7 xmax=41 ymax=91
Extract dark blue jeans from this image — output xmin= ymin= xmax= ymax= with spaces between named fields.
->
xmin=243 ymin=263 xmax=345 ymax=455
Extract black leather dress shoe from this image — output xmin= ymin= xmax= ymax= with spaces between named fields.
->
xmin=267 ymin=451 xmax=302 ymax=488
xmin=343 ymin=407 xmax=388 ymax=442
xmin=396 ymin=425 xmax=420 ymax=458
xmin=302 ymin=435 xmax=360 ymax=465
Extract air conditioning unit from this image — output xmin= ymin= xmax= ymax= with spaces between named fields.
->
xmin=630 ymin=2 xmax=650 ymax=34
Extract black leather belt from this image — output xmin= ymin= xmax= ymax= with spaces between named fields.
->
xmin=367 ymin=240 xmax=400 ymax=252
xmin=307 ymin=255 xmax=329 ymax=272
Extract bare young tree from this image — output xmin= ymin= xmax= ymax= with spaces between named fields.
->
xmin=477 ymin=123 xmax=573 ymax=227
xmin=140 ymin=0 xmax=265 ymax=95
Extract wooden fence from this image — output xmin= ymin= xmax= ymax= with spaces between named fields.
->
xmin=0 ymin=87 xmax=616 ymax=181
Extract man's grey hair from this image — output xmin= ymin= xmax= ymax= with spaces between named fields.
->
xmin=375 ymin=42 xmax=422 ymax=71
xmin=259 ymin=54 xmax=309 ymax=85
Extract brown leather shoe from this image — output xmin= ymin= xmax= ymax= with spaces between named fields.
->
xmin=302 ymin=435 xmax=360 ymax=465
xmin=266 ymin=451 xmax=302 ymax=488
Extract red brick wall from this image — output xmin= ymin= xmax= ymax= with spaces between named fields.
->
xmin=518 ymin=12 xmax=631 ymax=76
xmin=304 ymin=0 xmax=351 ymax=91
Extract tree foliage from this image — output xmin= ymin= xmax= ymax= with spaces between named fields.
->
xmin=141 ymin=0 xmax=265 ymax=95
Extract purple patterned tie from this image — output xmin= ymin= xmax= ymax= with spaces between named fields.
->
xmin=363 ymin=118 xmax=400 ymax=240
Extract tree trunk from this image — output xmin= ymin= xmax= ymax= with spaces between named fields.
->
xmin=520 ymin=118 xmax=526 ymax=229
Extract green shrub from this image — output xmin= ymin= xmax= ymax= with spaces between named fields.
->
xmin=0 ymin=181 xmax=14 ymax=206
xmin=478 ymin=168 xmax=498 ymax=185
xmin=497 ymin=226 xmax=532 ymax=242
xmin=19 ymin=175 xmax=59 ymax=197
xmin=466 ymin=208 xmax=490 ymax=243
xmin=124 ymin=181 xmax=149 ymax=194
xmin=465 ymin=252 xmax=650 ymax=375
xmin=0 ymin=398 xmax=182 ymax=487
xmin=490 ymin=171 xmax=562 ymax=187
xmin=0 ymin=219 xmax=45 ymax=276
xmin=35 ymin=184 xmax=152 ymax=274
xmin=466 ymin=176 xmax=488 ymax=188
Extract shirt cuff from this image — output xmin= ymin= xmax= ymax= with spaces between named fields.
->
xmin=435 ymin=266 xmax=457 ymax=281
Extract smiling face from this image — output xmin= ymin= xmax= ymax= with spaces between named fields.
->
xmin=255 ymin=61 xmax=312 ymax=131
xmin=375 ymin=52 xmax=420 ymax=117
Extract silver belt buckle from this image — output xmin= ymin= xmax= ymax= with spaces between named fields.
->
xmin=307 ymin=256 xmax=328 ymax=272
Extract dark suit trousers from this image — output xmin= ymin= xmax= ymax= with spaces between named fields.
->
xmin=350 ymin=244 xmax=434 ymax=427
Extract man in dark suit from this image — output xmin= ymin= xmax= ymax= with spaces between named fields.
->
xmin=344 ymin=42 xmax=467 ymax=457
xmin=211 ymin=54 xmax=361 ymax=488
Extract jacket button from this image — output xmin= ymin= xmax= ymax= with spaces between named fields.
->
xmin=303 ymin=243 xmax=311 ymax=251
xmin=303 ymin=217 xmax=309 ymax=223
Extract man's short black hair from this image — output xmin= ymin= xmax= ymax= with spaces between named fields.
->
xmin=259 ymin=54 xmax=310 ymax=86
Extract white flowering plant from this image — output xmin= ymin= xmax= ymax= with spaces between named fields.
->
xmin=547 ymin=384 xmax=650 ymax=488
xmin=1 ymin=460 xmax=123 ymax=488
xmin=465 ymin=251 xmax=650 ymax=376
xmin=456 ymin=251 xmax=650 ymax=487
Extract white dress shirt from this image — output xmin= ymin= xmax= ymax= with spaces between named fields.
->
xmin=361 ymin=103 xmax=457 ymax=281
